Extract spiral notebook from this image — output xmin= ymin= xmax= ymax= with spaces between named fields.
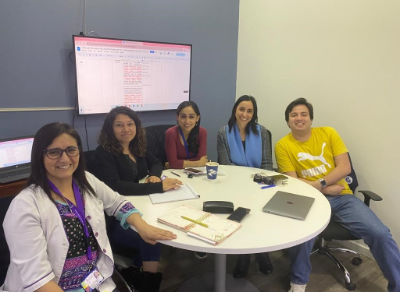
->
xmin=158 ymin=205 xmax=242 ymax=245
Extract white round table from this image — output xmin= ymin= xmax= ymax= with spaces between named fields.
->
xmin=125 ymin=165 xmax=331 ymax=292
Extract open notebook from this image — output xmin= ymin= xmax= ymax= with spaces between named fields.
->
xmin=158 ymin=205 xmax=241 ymax=245
xmin=149 ymin=183 xmax=200 ymax=204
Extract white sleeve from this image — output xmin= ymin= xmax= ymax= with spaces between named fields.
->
xmin=3 ymin=192 xmax=55 ymax=292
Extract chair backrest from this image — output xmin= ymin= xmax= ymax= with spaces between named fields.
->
xmin=266 ymin=129 xmax=278 ymax=171
xmin=83 ymin=150 xmax=96 ymax=173
xmin=345 ymin=153 xmax=359 ymax=194
xmin=266 ymin=129 xmax=272 ymax=153
xmin=145 ymin=125 xmax=174 ymax=166
xmin=0 ymin=195 xmax=16 ymax=285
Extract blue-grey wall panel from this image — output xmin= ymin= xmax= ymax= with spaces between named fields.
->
xmin=0 ymin=0 xmax=239 ymax=160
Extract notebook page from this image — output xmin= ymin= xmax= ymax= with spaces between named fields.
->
xmin=187 ymin=214 xmax=241 ymax=245
xmin=149 ymin=184 xmax=199 ymax=204
xmin=157 ymin=205 xmax=208 ymax=231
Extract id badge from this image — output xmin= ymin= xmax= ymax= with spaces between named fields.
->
xmin=81 ymin=268 xmax=104 ymax=292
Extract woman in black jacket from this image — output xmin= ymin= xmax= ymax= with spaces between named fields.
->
xmin=93 ymin=106 xmax=180 ymax=195
xmin=92 ymin=106 xmax=181 ymax=292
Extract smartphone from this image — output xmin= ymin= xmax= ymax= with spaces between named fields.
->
xmin=184 ymin=168 xmax=203 ymax=174
xmin=227 ymin=207 xmax=251 ymax=223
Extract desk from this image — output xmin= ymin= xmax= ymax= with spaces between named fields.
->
xmin=125 ymin=166 xmax=331 ymax=292
xmin=0 ymin=179 xmax=27 ymax=198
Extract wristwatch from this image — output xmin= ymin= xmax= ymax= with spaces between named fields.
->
xmin=319 ymin=178 xmax=327 ymax=188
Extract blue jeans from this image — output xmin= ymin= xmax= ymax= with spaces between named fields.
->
xmin=290 ymin=195 xmax=400 ymax=292
xmin=109 ymin=217 xmax=161 ymax=266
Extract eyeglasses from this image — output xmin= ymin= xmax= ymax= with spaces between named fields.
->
xmin=43 ymin=146 xmax=80 ymax=160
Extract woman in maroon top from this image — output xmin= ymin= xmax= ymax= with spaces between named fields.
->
xmin=165 ymin=101 xmax=208 ymax=169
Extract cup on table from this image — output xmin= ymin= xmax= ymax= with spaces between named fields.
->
xmin=206 ymin=162 xmax=219 ymax=180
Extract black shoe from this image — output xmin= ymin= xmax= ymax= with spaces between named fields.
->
xmin=194 ymin=252 xmax=207 ymax=259
xmin=255 ymin=253 xmax=273 ymax=275
xmin=119 ymin=266 xmax=142 ymax=290
xmin=233 ymin=254 xmax=251 ymax=279
xmin=141 ymin=271 xmax=163 ymax=292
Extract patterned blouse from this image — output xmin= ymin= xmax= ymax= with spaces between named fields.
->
xmin=55 ymin=200 xmax=136 ymax=291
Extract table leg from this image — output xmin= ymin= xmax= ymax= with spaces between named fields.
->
xmin=215 ymin=254 xmax=227 ymax=292
xmin=176 ymin=253 xmax=260 ymax=292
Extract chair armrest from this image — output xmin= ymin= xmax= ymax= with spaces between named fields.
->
xmin=358 ymin=190 xmax=383 ymax=207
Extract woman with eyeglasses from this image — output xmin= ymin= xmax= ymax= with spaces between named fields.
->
xmin=165 ymin=101 xmax=208 ymax=169
xmin=2 ymin=122 xmax=175 ymax=292
xmin=91 ymin=106 xmax=182 ymax=291
xmin=217 ymin=95 xmax=274 ymax=278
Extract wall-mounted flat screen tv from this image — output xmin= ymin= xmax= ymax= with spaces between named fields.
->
xmin=73 ymin=35 xmax=192 ymax=115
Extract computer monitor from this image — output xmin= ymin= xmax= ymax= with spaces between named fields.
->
xmin=0 ymin=136 xmax=34 ymax=169
xmin=73 ymin=35 xmax=192 ymax=115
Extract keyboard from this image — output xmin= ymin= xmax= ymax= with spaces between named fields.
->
xmin=0 ymin=168 xmax=30 ymax=184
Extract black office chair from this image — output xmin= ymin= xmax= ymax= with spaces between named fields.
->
xmin=83 ymin=150 xmax=96 ymax=173
xmin=266 ymin=129 xmax=278 ymax=172
xmin=266 ymin=129 xmax=272 ymax=150
xmin=145 ymin=125 xmax=174 ymax=167
xmin=0 ymin=195 xmax=15 ymax=286
xmin=313 ymin=154 xmax=382 ymax=291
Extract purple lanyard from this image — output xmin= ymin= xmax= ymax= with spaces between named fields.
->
xmin=178 ymin=127 xmax=191 ymax=159
xmin=48 ymin=180 xmax=92 ymax=261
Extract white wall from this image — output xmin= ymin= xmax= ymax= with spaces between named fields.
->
xmin=237 ymin=1 xmax=400 ymax=246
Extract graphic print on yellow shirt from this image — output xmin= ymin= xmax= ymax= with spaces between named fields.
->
xmin=297 ymin=142 xmax=332 ymax=178
xmin=275 ymin=127 xmax=352 ymax=195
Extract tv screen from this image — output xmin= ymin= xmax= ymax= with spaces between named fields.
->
xmin=73 ymin=35 xmax=192 ymax=115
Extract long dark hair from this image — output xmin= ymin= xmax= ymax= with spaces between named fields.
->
xmin=27 ymin=123 xmax=95 ymax=202
xmin=227 ymin=95 xmax=259 ymax=135
xmin=176 ymin=101 xmax=201 ymax=153
xmin=98 ymin=106 xmax=147 ymax=157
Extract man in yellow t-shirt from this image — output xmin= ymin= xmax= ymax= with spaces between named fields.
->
xmin=276 ymin=126 xmax=352 ymax=195
xmin=275 ymin=98 xmax=400 ymax=292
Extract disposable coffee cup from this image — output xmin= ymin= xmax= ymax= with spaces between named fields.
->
xmin=206 ymin=162 xmax=219 ymax=180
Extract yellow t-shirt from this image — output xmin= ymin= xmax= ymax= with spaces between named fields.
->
xmin=275 ymin=127 xmax=352 ymax=195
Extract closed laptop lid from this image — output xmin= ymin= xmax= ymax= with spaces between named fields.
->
xmin=262 ymin=191 xmax=315 ymax=220
xmin=0 ymin=136 xmax=34 ymax=172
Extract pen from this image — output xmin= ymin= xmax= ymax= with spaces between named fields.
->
xmin=261 ymin=184 xmax=276 ymax=189
xmin=181 ymin=216 xmax=208 ymax=227
xmin=170 ymin=171 xmax=181 ymax=177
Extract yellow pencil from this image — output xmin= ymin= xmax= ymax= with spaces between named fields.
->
xmin=181 ymin=216 xmax=209 ymax=228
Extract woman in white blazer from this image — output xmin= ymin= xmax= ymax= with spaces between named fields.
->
xmin=1 ymin=123 xmax=175 ymax=292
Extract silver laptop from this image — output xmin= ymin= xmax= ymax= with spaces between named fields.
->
xmin=0 ymin=136 xmax=34 ymax=184
xmin=262 ymin=191 xmax=315 ymax=220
